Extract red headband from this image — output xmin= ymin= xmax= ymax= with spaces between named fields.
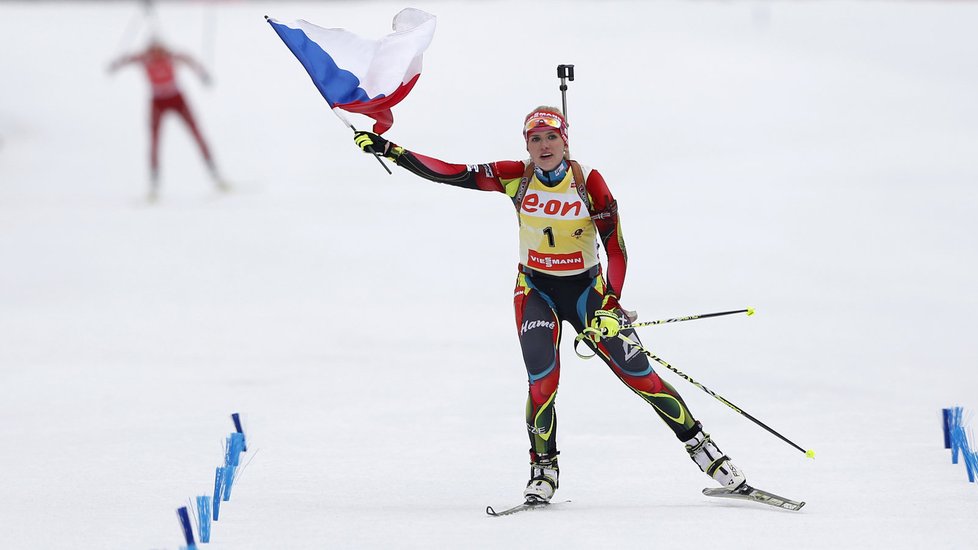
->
xmin=523 ymin=111 xmax=568 ymax=145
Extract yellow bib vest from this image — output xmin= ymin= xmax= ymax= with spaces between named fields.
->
xmin=516 ymin=163 xmax=598 ymax=276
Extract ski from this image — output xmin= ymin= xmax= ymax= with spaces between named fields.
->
xmin=486 ymin=499 xmax=569 ymax=517
xmin=702 ymin=483 xmax=805 ymax=511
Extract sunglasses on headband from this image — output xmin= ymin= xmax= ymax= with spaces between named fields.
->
xmin=524 ymin=113 xmax=563 ymax=134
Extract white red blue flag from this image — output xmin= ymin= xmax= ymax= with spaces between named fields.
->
xmin=267 ymin=8 xmax=436 ymax=134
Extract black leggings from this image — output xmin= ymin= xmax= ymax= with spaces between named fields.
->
xmin=513 ymin=267 xmax=698 ymax=458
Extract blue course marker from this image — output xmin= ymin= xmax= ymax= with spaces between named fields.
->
xmin=176 ymin=506 xmax=197 ymax=549
xmin=212 ymin=467 xmax=225 ymax=521
xmin=196 ymin=495 xmax=211 ymax=543
xmin=232 ymin=412 xmax=248 ymax=452
xmin=943 ymin=408 xmax=953 ymax=449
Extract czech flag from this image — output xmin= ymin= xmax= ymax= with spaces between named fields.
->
xmin=267 ymin=9 xmax=436 ymax=134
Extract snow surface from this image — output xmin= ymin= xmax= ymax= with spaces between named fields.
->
xmin=2 ymin=1 xmax=978 ymax=548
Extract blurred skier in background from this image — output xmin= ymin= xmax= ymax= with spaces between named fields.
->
xmin=108 ymin=38 xmax=227 ymax=202
xmin=352 ymin=106 xmax=748 ymax=505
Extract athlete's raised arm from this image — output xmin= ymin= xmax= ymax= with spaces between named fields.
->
xmin=353 ymin=131 xmax=528 ymax=193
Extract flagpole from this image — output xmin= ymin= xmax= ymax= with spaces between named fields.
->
xmin=331 ymin=108 xmax=392 ymax=175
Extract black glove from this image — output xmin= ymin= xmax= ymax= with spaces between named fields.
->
xmin=354 ymin=131 xmax=390 ymax=157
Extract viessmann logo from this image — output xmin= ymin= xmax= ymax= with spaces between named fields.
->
xmin=521 ymin=191 xmax=585 ymax=219
xmin=527 ymin=250 xmax=584 ymax=270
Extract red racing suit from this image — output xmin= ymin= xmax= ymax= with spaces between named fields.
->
xmin=110 ymin=46 xmax=213 ymax=177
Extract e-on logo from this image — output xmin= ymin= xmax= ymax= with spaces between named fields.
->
xmin=521 ymin=192 xmax=585 ymax=219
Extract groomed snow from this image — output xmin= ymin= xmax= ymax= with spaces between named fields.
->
xmin=2 ymin=1 xmax=977 ymax=548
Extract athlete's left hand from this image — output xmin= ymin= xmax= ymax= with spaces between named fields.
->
xmin=588 ymin=309 xmax=623 ymax=341
xmin=599 ymin=293 xmax=637 ymax=324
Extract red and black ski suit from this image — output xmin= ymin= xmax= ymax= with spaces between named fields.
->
xmin=382 ymin=145 xmax=703 ymax=459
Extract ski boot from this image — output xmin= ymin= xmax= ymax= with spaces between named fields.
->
xmin=147 ymin=173 xmax=160 ymax=203
xmin=523 ymin=452 xmax=559 ymax=504
xmin=208 ymin=162 xmax=231 ymax=193
xmin=683 ymin=425 xmax=746 ymax=489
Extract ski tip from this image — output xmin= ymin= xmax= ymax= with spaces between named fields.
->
xmin=746 ymin=307 xmax=755 ymax=316
xmin=805 ymin=449 xmax=816 ymax=459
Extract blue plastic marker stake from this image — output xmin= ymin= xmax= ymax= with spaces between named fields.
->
xmin=196 ymin=495 xmax=212 ymax=543
xmin=950 ymin=408 xmax=963 ymax=464
xmin=177 ymin=506 xmax=197 ymax=548
xmin=953 ymin=427 xmax=963 ymax=466
xmin=960 ymin=429 xmax=977 ymax=482
xmin=227 ymin=432 xmax=245 ymax=467
xmin=222 ymin=465 xmax=236 ymax=501
xmin=212 ymin=467 xmax=224 ymax=521
xmin=970 ymin=450 xmax=978 ymax=483
xmin=943 ymin=408 xmax=952 ymax=449
xmin=219 ymin=432 xmax=246 ymax=501
xmin=232 ymin=412 xmax=248 ymax=452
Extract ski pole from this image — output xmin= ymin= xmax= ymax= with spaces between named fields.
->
xmin=557 ymin=64 xmax=574 ymax=159
xmin=202 ymin=4 xmax=216 ymax=79
xmin=617 ymin=333 xmax=815 ymax=459
xmin=115 ymin=0 xmax=155 ymax=54
xmin=623 ymin=307 xmax=755 ymax=330
xmin=573 ymin=307 xmax=753 ymax=356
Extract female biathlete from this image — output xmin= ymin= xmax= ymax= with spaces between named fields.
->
xmin=353 ymin=106 xmax=746 ymax=504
